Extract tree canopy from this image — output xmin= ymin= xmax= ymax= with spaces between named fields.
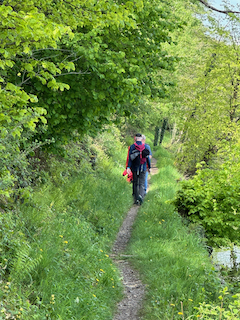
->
xmin=1 ymin=0 xmax=181 ymax=144
xmin=2 ymin=0 xmax=240 ymax=247
xmin=167 ymin=1 xmax=240 ymax=246
xmin=0 ymin=0 xmax=184 ymax=198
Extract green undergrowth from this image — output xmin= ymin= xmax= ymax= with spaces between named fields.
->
xmin=0 ymin=127 xmax=133 ymax=320
xmin=126 ymin=144 xmax=222 ymax=319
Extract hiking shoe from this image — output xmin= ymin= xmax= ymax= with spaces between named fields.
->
xmin=134 ymin=200 xmax=140 ymax=205
xmin=138 ymin=195 xmax=143 ymax=205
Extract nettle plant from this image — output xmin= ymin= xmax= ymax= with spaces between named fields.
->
xmin=174 ymin=152 xmax=240 ymax=248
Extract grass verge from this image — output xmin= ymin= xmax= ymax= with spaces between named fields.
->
xmin=0 ymin=128 xmax=134 ymax=320
xmin=126 ymin=144 xmax=222 ymax=319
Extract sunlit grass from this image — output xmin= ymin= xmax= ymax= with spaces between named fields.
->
xmin=1 ymin=128 xmax=133 ymax=320
xmin=24 ymin=164 xmax=132 ymax=319
xmin=127 ymin=142 xmax=221 ymax=319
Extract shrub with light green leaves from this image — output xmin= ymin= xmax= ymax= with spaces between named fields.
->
xmin=195 ymin=287 xmax=240 ymax=319
xmin=173 ymin=159 xmax=240 ymax=247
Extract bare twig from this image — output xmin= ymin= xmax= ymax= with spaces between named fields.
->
xmin=198 ymin=0 xmax=240 ymax=14
xmin=55 ymin=70 xmax=91 ymax=76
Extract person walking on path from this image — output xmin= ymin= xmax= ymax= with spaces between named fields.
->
xmin=122 ymin=136 xmax=136 ymax=183
xmin=127 ymin=133 xmax=151 ymax=205
xmin=142 ymin=134 xmax=152 ymax=194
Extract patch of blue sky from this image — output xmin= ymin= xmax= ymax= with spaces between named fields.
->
xmin=210 ymin=0 xmax=239 ymax=7
xmin=204 ymin=0 xmax=240 ymax=29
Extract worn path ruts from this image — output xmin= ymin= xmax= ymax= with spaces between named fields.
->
xmin=111 ymin=158 xmax=158 ymax=320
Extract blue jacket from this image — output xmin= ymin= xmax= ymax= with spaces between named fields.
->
xmin=127 ymin=141 xmax=151 ymax=172
xmin=145 ymin=143 xmax=152 ymax=156
xmin=145 ymin=143 xmax=152 ymax=168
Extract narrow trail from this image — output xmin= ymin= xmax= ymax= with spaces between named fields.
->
xmin=111 ymin=158 xmax=158 ymax=320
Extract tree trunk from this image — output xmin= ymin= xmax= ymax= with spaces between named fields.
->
xmin=159 ymin=119 xmax=167 ymax=145
xmin=154 ymin=126 xmax=160 ymax=146
xmin=171 ymin=122 xmax=177 ymax=144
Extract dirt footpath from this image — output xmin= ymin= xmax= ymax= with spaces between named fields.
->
xmin=111 ymin=158 xmax=158 ymax=320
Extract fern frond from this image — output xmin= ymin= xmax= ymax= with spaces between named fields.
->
xmin=12 ymin=243 xmax=42 ymax=280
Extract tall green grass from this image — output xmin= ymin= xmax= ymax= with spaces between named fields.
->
xmin=126 ymin=145 xmax=222 ymax=319
xmin=1 ymin=128 xmax=225 ymax=320
xmin=0 ymin=127 xmax=134 ymax=320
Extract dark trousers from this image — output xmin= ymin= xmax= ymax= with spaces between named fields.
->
xmin=132 ymin=170 xmax=146 ymax=201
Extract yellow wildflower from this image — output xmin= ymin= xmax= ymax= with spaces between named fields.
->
xmin=64 ymin=241 xmax=68 ymax=244
xmin=59 ymin=235 xmax=63 ymax=238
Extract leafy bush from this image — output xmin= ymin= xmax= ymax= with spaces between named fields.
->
xmin=173 ymin=160 xmax=240 ymax=247
xmin=195 ymin=287 xmax=240 ymax=319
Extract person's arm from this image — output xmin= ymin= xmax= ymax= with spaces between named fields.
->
xmin=147 ymin=156 xmax=151 ymax=172
xmin=146 ymin=144 xmax=151 ymax=172
xmin=149 ymin=150 xmax=152 ymax=159
xmin=125 ymin=146 xmax=130 ymax=169
xmin=127 ymin=145 xmax=133 ymax=174
xmin=147 ymin=144 xmax=152 ymax=159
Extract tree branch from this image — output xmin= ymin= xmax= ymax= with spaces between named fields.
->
xmin=15 ymin=68 xmax=91 ymax=86
xmin=55 ymin=70 xmax=91 ymax=76
xmin=198 ymin=0 xmax=240 ymax=14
